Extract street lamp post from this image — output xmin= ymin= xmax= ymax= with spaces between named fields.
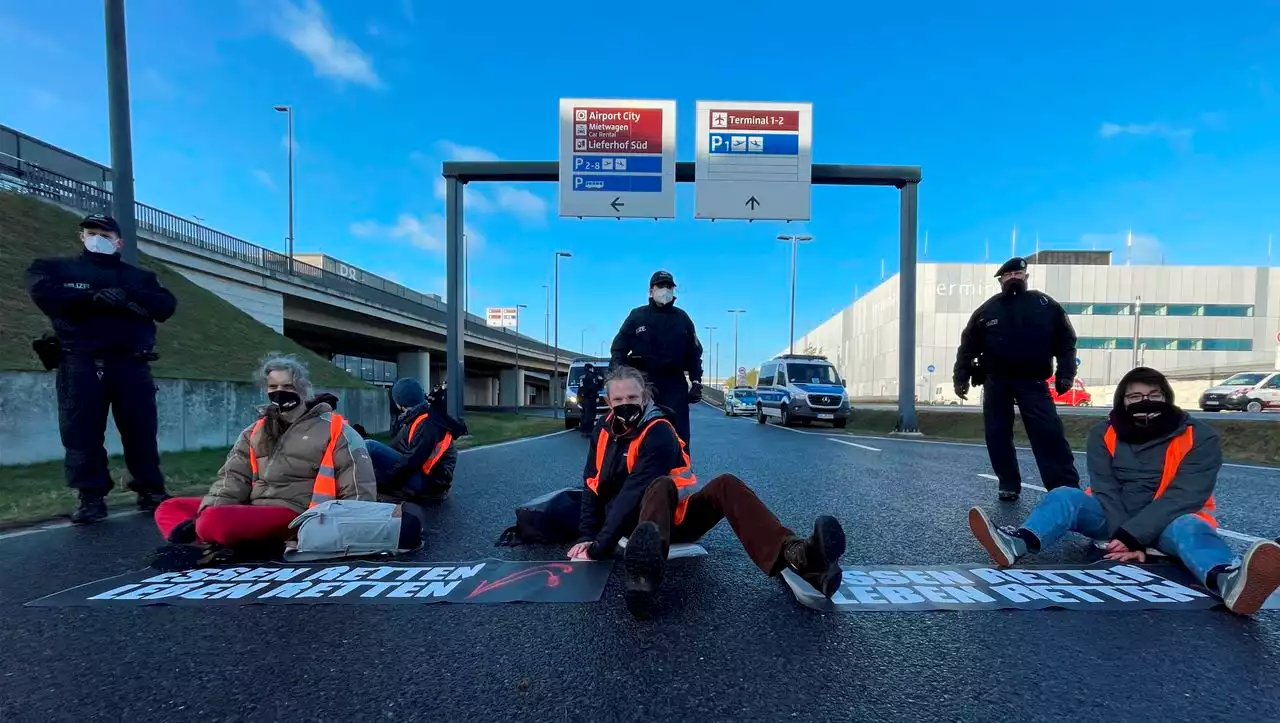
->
xmin=704 ymin=326 xmax=717 ymax=387
xmin=272 ymin=104 xmax=295 ymax=274
xmin=553 ymin=251 xmax=572 ymax=417
xmin=515 ymin=303 xmax=527 ymax=406
xmin=542 ymin=284 xmax=550 ymax=346
xmin=777 ymin=234 xmax=815 ymax=354
xmin=104 ymin=0 xmax=138 ymax=265
xmin=728 ymin=308 xmax=746 ymax=386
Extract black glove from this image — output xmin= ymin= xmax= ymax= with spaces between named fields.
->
xmin=688 ymin=382 xmax=703 ymax=403
xmin=93 ymin=287 xmax=128 ymax=307
xmin=1055 ymin=378 xmax=1073 ymax=396
xmin=954 ymin=380 xmax=969 ymax=401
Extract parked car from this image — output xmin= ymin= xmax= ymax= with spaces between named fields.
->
xmin=754 ymin=354 xmax=850 ymax=428
xmin=1199 ymin=371 xmax=1280 ymax=413
xmin=1048 ymin=377 xmax=1092 ymax=407
xmin=724 ymin=386 xmax=758 ymax=416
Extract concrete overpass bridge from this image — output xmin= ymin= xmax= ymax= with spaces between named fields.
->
xmin=3 ymin=154 xmax=581 ymax=406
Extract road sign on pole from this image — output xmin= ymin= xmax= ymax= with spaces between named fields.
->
xmin=693 ymin=100 xmax=813 ymax=221
xmin=558 ymin=98 xmax=676 ymax=219
xmin=737 ymin=366 xmax=747 ymax=386
xmin=485 ymin=307 xmax=518 ymax=328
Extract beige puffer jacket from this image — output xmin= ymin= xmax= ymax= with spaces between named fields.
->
xmin=201 ymin=401 xmax=376 ymax=514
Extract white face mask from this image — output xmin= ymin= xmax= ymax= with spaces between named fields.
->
xmin=652 ymin=288 xmax=675 ymax=305
xmin=83 ymin=233 xmax=118 ymax=255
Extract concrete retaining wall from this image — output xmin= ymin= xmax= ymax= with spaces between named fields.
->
xmin=0 ymin=371 xmax=389 ymax=466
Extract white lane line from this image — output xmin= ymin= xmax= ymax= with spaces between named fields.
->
xmin=973 ymin=474 xmax=1266 ymax=543
xmin=0 ymin=511 xmax=144 ymax=542
xmin=459 ymin=428 xmax=572 ymax=453
xmin=830 ymin=438 xmax=881 ymax=452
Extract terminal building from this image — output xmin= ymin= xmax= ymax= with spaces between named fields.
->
xmin=792 ymin=251 xmax=1280 ymax=404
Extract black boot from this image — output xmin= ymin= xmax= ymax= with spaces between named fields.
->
xmin=998 ymin=490 xmax=1020 ymax=502
xmin=70 ymin=494 xmax=108 ymax=525
xmin=127 ymin=480 xmax=171 ymax=512
xmin=623 ymin=522 xmax=666 ymax=620
xmin=781 ymin=516 xmax=847 ymax=598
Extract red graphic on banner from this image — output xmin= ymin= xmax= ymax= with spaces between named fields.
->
xmin=708 ymin=109 xmax=800 ymax=132
xmin=467 ymin=562 xmax=576 ymax=598
xmin=571 ymin=107 xmax=663 ymax=154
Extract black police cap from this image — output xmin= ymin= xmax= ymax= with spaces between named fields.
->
xmin=649 ymin=270 xmax=675 ymax=287
xmin=994 ymin=256 xmax=1028 ymax=277
xmin=79 ymin=213 xmax=121 ymax=234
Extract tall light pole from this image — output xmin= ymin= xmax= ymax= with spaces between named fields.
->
xmin=552 ymin=251 xmax=572 ymax=416
xmin=777 ymin=234 xmax=814 ymax=354
xmin=728 ymin=308 xmax=746 ymax=385
xmin=1132 ymin=296 xmax=1143 ymax=368
xmin=105 ymin=0 xmax=138 ymax=264
xmin=542 ymin=283 xmax=550 ymax=346
xmin=515 ymin=303 xmax=527 ymax=406
xmin=581 ymin=327 xmax=590 ymax=355
xmin=715 ymin=341 xmax=720 ymax=388
xmin=704 ymin=326 xmax=717 ymax=386
xmin=272 ymin=104 xmax=295 ymax=273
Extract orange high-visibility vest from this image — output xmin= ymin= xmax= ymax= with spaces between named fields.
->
xmin=247 ymin=412 xmax=345 ymax=509
xmin=407 ymin=413 xmax=455 ymax=477
xmin=586 ymin=416 xmax=700 ymax=524
xmin=1088 ymin=424 xmax=1217 ymax=527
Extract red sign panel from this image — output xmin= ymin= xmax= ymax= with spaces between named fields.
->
xmin=572 ymin=107 xmax=663 ymax=154
xmin=708 ymin=109 xmax=800 ymax=132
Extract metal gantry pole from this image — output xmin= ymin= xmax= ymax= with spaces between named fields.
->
xmin=445 ymin=178 xmax=466 ymax=419
xmin=104 ymin=0 xmax=138 ymax=265
xmin=896 ymin=181 xmax=920 ymax=432
xmin=788 ymin=239 xmax=798 ymax=354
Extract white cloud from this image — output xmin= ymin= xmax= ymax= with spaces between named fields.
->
xmin=251 ymin=169 xmax=278 ymax=191
xmin=29 ymin=88 xmax=59 ymax=110
xmin=436 ymin=140 xmax=499 ymax=162
xmin=1079 ymin=231 xmax=1166 ymax=265
xmin=350 ymin=213 xmax=485 ymax=254
xmin=492 ymin=186 xmax=549 ymax=223
xmin=429 ymin=175 xmax=495 ymax=213
xmin=281 ymin=133 xmax=300 ymax=155
xmin=1099 ymin=121 xmax=1194 ymax=150
xmin=272 ymin=0 xmax=382 ymax=88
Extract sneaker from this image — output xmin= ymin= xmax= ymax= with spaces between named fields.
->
xmin=623 ymin=521 xmax=666 ymax=620
xmin=782 ymin=515 xmax=847 ymax=598
xmin=126 ymin=480 xmax=171 ymax=511
xmin=998 ymin=490 xmax=1020 ymax=502
xmin=1218 ymin=540 xmax=1280 ymax=615
xmin=70 ymin=495 xmax=108 ymax=525
xmin=968 ymin=506 xmax=1027 ymax=568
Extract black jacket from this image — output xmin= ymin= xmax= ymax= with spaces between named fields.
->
xmin=25 ymin=251 xmax=177 ymax=357
xmin=385 ymin=401 xmax=468 ymax=490
xmin=609 ymin=300 xmax=703 ymax=382
xmin=578 ymin=370 xmax=603 ymax=397
xmin=953 ymin=289 xmax=1076 ymax=383
xmin=579 ymin=404 xmax=683 ymax=558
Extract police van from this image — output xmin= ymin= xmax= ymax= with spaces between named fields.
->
xmin=564 ymin=357 xmax=610 ymax=429
xmin=754 ymin=354 xmax=850 ymax=428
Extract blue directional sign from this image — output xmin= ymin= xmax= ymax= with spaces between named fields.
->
xmin=559 ymin=98 xmax=676 ymax=219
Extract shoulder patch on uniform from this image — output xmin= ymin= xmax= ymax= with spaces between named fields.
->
xmin=636 ymin=325 xmax=647 ymax=334
xmin=1039 ymin=296 xmax=1048 ymax=306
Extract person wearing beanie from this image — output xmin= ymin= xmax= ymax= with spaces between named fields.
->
xmin=364 ymin=378 xmax=468 ymax=502
xmin=967 ymin=366 xmax=1280 ymax=615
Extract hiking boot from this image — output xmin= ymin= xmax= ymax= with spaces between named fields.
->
xmin=166 ymin=518 xmax=198 ymax=545
xmin=998 ymin=490 xmax=1020 ymax=502
xmin=968 ymin=506 xmax=1028 ymax=568
xmin=70 ymin=495 xmax=108 ymax=525
xmin=126 ymin=481 xmax=171 ymax=511
xmin=623 ymin=521 xmax=666 ymax=620
xmin=1218 ymin=540 xmax=1280 ymax=615
xmin=781 ymin=515 xmax=847 ymax=598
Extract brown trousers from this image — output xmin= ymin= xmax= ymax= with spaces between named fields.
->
xmin=637 ymin=473 xmax=794 ymax=575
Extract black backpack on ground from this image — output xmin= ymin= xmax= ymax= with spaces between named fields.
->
xmin=495 ymin=488 xmax=582 ymax=546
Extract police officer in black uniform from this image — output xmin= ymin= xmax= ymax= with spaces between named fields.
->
xmin=577 ymin=362 xmax=603 ymax=437
xmin=953 ymin=257 xmax=1080 ymax=501
xmin=609 ymin=270 xmax=703 ymax=451
xmin=25 ymin=213 xmax=178 ymax=523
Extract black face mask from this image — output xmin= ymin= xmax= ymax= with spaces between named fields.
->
xmin=1002 ymin=278 xmax=1027 ymax=295
xmin=610 ymin=403 xmax=644 ymax=435
xmin=1126 ymin=399 xmax=1172 ymax=426
xmin=268 ymin=390 xmax=302 ymax=411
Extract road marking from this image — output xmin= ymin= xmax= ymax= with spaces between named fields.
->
xmin=830 ymin=439 xmax=881 ymax=452
xmin=458 ymin=429 xmax=572 ymax=453
xmin=973 ymin=474 xmax=1266 ymax=543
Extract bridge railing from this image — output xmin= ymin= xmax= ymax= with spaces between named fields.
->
xmin=0 ymin=156 xmax=579 ymax=360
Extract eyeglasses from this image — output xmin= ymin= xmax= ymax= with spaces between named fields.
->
xmin=1124 ymin=392 xmax=1165 ymax=403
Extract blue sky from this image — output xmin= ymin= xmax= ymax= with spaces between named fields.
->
xmin=3 ymin=1 xmax=1279 ymax=380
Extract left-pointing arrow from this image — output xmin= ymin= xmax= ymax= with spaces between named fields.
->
xmin=610 ymin=197 xmax=625 ymax=213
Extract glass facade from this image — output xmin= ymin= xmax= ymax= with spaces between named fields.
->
xmin=332 ymin=354 xmax=397 ymax=386
xmin=1062 ymin=302 xmax=1254 ymax=317
xmin=1074 ymin=337 xmax=1252 ymax=352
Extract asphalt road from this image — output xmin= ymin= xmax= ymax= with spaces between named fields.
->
xmin=1 ymin=405 xmax=1277 ymax=722
xmin=857 ymin=402 xmax=1280 ymax=422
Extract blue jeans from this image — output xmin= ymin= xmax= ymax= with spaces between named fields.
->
xmin=1021 ymin=487 xmax=1236 ymax=586
xmin=365 ymin=439 xmax=427 ymax=494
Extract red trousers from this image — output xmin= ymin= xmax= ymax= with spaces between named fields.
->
xmin=154 ymin=497 xmax=299 ymax=547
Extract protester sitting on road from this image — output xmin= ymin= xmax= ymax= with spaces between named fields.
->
xmin=569 ymin=365 xmax=848 ymax=619
xmin=152 ymin=355 xmax=376 ymax=565
xmin=366 ymin=378 xmax=468 ymax=503
xmin=968 ymin=366 xmax=1280 ymax=615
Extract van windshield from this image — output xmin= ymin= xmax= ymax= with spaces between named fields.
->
xmin=1221 ymin=373 xmax=1266 ymax=386
xmin=568 ymin=365 xmax=608 ymax=386
xmin=786 ymin=363 xmax=840 ymax=385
